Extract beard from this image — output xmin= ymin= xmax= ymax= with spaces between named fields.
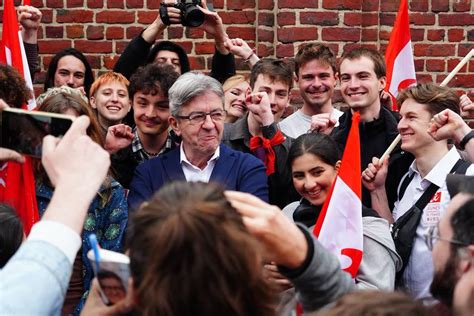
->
xmin=430 ymin=253 xmax=459 ymax=307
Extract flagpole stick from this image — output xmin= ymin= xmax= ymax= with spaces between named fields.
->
xmin=380 ymin=49 xmax=474 ymax=163
xmin=440 ymin=49 xmax=474 ymax=87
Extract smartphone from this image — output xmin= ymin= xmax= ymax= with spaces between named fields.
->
xmin=0 ymin=108 xmax=75 ymax=158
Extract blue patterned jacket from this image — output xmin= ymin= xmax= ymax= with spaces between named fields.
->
xmin=36 ymin=177 xmax=128 ymax=315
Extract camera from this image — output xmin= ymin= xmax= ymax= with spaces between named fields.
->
xmin=160 ymin=0 xmax=205 ymax=27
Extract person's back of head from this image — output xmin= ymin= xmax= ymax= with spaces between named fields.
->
xmin=127 ymin=181 xmax=276 ymax=316
xmin=294 ymin=43 xmax=337 ymax=77
xmin=0 ymin=204 xmax=24 ymax=268
xmin=315 ymin=291 xmax=432 ymax=316
xmin=0 ymin=64 xmax=31 ymax=108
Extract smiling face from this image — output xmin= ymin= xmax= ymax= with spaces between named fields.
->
xmin=252 ymin=74 xmax=290 ymax=122
xmin=224 ymin=80 xmax=249 ymax=122
xmin=291 ymin=153 xmax=339 ymax=206
xmin=339 ymin=56 xmax=386 ymax=114
xmin=90 ymin=81 xmax=130 ymax=126
xmin=170 ymin=92 xmax=224 ymax=161
xmin=54 ymin=55 xmax=86 ymax=89
xmin=398 ymin=98 xmax=435 ymax=156
xmin=297 ymin=59 xmax=337 ymax=112
xmin=133 ymin=91 xmax=170 ymax=137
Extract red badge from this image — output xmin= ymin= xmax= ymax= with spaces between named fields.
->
xmin=430 ymin=191 xmax=441 ymax=203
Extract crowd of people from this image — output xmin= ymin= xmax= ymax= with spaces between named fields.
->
xmin=0 ymin=2 xmax=473 ymax=316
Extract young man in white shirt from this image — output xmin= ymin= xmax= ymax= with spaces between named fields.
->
xmin=280 ymin=43 xmax=343 ymax=138
xmin=363 ymin=83 xmax=474 ymax=303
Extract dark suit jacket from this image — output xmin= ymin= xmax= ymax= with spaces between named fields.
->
xmin=128 ymin=144 xmax=269 ymax=210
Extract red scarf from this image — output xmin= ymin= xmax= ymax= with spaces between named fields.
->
xmin=249 ymin=130 xmax=285 ymax=176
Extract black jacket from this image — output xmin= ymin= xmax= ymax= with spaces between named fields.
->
xmin=330 ymin=106 xmax=414 ymax=210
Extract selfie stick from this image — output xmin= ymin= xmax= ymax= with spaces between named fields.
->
xmin=380 ymin=48 xmax=474 ymax=163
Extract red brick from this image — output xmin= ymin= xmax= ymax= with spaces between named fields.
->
xmin=278 ymin=27 xmax=318 ymax=43
xmin=173 ymin=41 xmax=193 ymax=54
xmin=45 ymin=26 xmax=63 ymax=38
xmin=86 ymin=55 xmax=101 ymax=69
xmin=432 ymin=0 xmax=449 ymax=12
xmin=361 ymin=29 xmax=377 ymax=41
xmin=258 ymin=0 xmax=273 ymax=9
xmin=300 ymin=12 xmax=338 ymax=26
xmin=38 ymin=40 xmax=71 ymax=54
xmin=468 ymin=29 xmax=474 ymax=41
xmin=344 ymin=12 xmax=378 ymax=26
xmin=106 ymin=26 xmax=124 ymax=40
xmin=276 ymin=43 xmax=294 ymax=58
xmin=126 ymin=26 xmax=143 ymax=39
xmin=46 ymin=0 xmax=63 ymax=8
xmin=379 ymin=0 xmax=398 ymax=11
xmin=67 ymin=0 xmax=83 ymax=7
xmin=30 ymin=0 xmax=44 ymax=7
xmin=107 ymin=0 xmax=124 ymax=8
xmin=167 ymin=26 xmax=183 ymax=39
xmin=411 ymin=29 xmax=425 ymax=41
xmin=212 ymin=0 xmax=224 ymax=9
xmin=447 ymin=59 xmax=468 ymax=72
xmin=195 ymin=42 xmax=216 ymax=54
xmin=87 ymin=26 xmax=104 ymax=40
xmin=227 ymin=0 xmax=255 ymax=10
xmin=362 ymin=1 xmax=378 ymax=11
xmin=379 ymin=30 xmax=390 ymax=41
xmin=87 ymin=0 xmax=103 ymax=8
xmin=103 ymin=56 xmax=120 ymax=70
xmin=56 ymin=10 xmax=93 ymax=23
xmin=40 ymin=9 xmax=53 ymax=23
xmin=137 ymin=11 xmax=157 ymax=24
xmin=115 ymin=41 xmax=129 ymax=54
xmin=439 ymin=74 xmax=474 ymax=88
xmin=257 ymin=43 xmax=274 ymax=57
xmin=126 ymin=0 xmax=143 ymax=8
xmin=448 ymin=29 xmax=465 ymax=42
xmin=427 ymin=29 xmax=445 ymax=41
xmin=226 ymin=27 xmax=256 ymax=41
xmin=322 ymin=28 xmax=360 ymax=42
xmin=258 ymin=12 xmax=275 ymax=26
xmin=426 ymin=59 xmax=445 ymax=72
xmin=96 ymin=11 xmax=135 ymax=23
xmin=277 ymin=12 xmax=295 ymax=26
xmin=188 ymin=56 xmax=206 ymax=70
xmin=417 ymin=74 xmax=434 ymax=83
xmin=66 ymin=25 xmax=84 ymax=38
xmin=439 ymin=14 xmax=474 ymax=26
xmin=379 ymin=13 xmax=396 ymax=26
xmin=75 ymin=40 xmax=113 ymax=53
xmin=414 ymin=44 xmax=455 ymax=57
xmin=458 ymin=44 xmax=474 ymax=56
xmin=453 ymin=0 xmax=471 ymax=12
xmin=185 ymin=28 xmax=205 ymax=39
xmin=220 ymin=11 xmax=256 ymax=24
xmin=410 ymin=0 xmax=428 ymax=12
xmin=414 ymin=59 xmax=424 ymax=72
xmin=322 ymin=0 xmax=360 ymax=10
xmin=147 ymin=0 xmax=160 ymax=9
xmin=410 ymin=13 xmax=435 ymax=25
xmin=258 ymin=29 xmax=274 ymax=42
xmin=280 ymin=0 xmax=318 ymax=9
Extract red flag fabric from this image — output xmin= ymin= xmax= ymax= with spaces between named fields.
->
xmin=0 ymin=0 xmax=39 ymax=235
xmin=384 ymin=0 xmax=417 ymax=111
xmin=313 ymin=112 xmax=363 ymax=278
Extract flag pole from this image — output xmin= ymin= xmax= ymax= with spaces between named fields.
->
xmin=381 ymin=48 xmax=474 ymax=162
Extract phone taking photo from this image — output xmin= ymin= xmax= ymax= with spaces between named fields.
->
xmin=0 ymin=108 xmax=75 ymax=158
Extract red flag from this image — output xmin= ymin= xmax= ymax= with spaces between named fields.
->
xmin=384 ymin=0 xmax=417 ymax=111
xmin=0 ymin=0 xmax=39 ymax=235
xmin=313 ymin=112 xmax=363 ymax=278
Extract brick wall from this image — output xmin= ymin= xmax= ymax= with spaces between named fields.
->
xmin=1 ymin=0 xmax=473 ymax=105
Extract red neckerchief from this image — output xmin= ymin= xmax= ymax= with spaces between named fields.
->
xmin=249 ymin=130 xmax=285 ymax=176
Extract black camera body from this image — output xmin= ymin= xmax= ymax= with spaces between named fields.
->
xmin=160 ymin=0 xmax=205 ymax=27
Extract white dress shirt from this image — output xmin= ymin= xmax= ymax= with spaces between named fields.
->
xmin=393 ymin=147 xmax=474 ymax=303
xmin=180 ymin=143 xmax=220 ymax=183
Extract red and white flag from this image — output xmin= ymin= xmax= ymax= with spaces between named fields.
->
xmin=384 ymin=0 xmax=417 ymax=111
xmin=0 ymin=0 xmax=39 ymax=235
xmin=313 ymin=112 xmax=363 ymax=278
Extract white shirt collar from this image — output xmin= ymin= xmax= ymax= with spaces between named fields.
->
xmin=179 ymin=143 xmax=220 ymax=170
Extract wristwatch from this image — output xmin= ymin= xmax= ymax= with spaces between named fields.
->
xmin=460 ymin=130 xmax=474 ymax=150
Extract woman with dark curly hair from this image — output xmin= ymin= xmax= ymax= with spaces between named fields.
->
xmin=0 ymin=64 xmax=31 ymax=108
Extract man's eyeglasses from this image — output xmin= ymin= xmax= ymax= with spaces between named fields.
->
xmin=424 ymin=226 xmax=469 ymax=251
xmin=175 ymin=109 xmax=227 ymax=125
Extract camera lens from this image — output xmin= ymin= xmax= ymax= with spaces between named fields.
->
xmin=182 ymin=5 xmax=204 ymax=27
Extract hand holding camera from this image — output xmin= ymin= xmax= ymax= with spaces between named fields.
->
xmin=160 ymin=0 xmax=205 ymax=27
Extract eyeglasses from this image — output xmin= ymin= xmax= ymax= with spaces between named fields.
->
xmin=175 ymin=109 xmax=227 ymax=125
xmin=424 ymin=226 xmax=469 ymax=251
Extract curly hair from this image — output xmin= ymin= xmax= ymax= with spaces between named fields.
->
xmin=127 ymin=181 xmax=276 ymax=316
xmin=0 ymin=64 xmax=31 ymax=108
